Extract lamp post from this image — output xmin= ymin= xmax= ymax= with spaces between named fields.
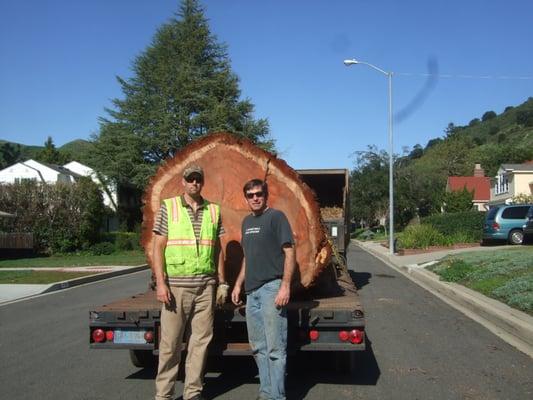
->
xmin=344 ymin=58 xmax=395 ymax=255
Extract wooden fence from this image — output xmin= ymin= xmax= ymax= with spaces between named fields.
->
xmin=0 ymin=233 xmax=34 ymax=249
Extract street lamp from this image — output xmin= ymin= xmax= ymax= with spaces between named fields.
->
xmin=344 ymin=58 xmax=395 ymax=255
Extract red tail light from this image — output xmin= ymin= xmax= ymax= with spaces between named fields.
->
xmin=309 ymin=330 xmax=319 ymax=341
xmin=144 ymin=331 xmax=154 ymax=343
xmin=349 ymin=329 xmax=364 ymax=344
xmin=92 ymin=329 xmax=105 ymax=343
xmin=105 ymin=330 xmax=114 ymax=341
xmin=492 ymin=222 xmax=500 ymax=230
xmin=339 ymin=331 xmax=350 ymax=342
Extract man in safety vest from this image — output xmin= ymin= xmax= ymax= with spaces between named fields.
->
xmin=153 ymin=164 xmax=227 ymax=400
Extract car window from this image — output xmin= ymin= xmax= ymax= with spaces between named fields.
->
xmin=501 ymin=206 xmax=530 ymax=219
xmin=486 ymin=207 xmax=499 ymax=220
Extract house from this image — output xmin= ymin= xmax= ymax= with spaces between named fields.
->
xmin=63 ymin=161 xmax=118 ymax=211
xmin=0 ymin=159 xmax=79 ymax=184
xmin=0 ymin=159 xmax=118 ymax=212
xmin=446 ymin=164 xmax=491 ymax=211
xmin=489 ymin=161 xmax=533 ymax=206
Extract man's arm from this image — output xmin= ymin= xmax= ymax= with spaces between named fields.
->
xmin=215 ymin=238 xmax=229 ymax=306
xmin=274 ymin=244 xmax=295 ymax=307
xmin=153 ymin=234 xmax=171 ymax=305
xmin=216 ymin=237 xmax=226 ymax=283
xmin=231 ymin=258 xmax=246 ymax=305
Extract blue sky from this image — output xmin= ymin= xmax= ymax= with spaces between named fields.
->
xmin=1 ymin=0 xmax=533 ymax=169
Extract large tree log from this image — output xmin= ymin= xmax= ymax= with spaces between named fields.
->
xmin=141 ymin=133 xmax=332 ymax=289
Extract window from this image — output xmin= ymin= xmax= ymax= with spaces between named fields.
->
xmin=14 ymin=178 xmax=36 ymax=184
xmin=495 ymin=173 xmax=509 ymax=195
xmin=501 ymin=206 xmax=530 ymax=219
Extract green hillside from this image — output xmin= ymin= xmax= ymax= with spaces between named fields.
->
xmin=350 ymin=96 xmax=533 ymax=229
xmin=0 ymin=139 xmax=94 ymax=169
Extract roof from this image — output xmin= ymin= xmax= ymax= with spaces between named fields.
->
xmin=501 ymin=164 xmax=533 ymax=172
xmin=446 ymin=176 xmax=491 ymax=201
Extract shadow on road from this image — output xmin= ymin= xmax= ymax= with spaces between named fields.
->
xmin=349 ymin=270 xmax=372 ymax=289
xmin=125 ymin=336 xmax=380 ymax=399
xmin=202 ymin=335 xmax=380 ymax=399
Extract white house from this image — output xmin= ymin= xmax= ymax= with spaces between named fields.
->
xmin=0 ymin=159 xmax=77 ymax=184
xmin=0 ymin=159 xmax=118 ymax=211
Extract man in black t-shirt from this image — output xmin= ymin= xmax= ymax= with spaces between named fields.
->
xmin=231 ymin=179 xmax=295 ymax=400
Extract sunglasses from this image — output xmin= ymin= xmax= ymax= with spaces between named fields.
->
xmin=245 ymin=191 xmax=264 ymax=199
xmin=185 ymin=175 xmax=203 ymax=183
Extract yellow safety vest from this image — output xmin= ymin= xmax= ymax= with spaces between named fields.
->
xmin=163 ymin=196 xmax=220 ymax=277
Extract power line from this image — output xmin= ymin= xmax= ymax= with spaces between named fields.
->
xmin=396 ymin=72 xmax=533 ymax=80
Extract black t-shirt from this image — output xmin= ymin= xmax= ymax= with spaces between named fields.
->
xmin=241 ymin=208 xmax=294 ymax=293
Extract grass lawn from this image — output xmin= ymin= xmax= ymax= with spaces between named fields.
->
xmin=0 ymin=270 xmax=98 ymax=284
xmin=0 ymin=250 xmax=146 ymax=268
xmin=428 ymin=247 xmax=533 ymax=315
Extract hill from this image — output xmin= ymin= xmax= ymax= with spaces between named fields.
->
xmin=350 ymin=96 xmax=533 ymax=229
xmin=408 ymin=96 xmax=533 ymax=178
xmin=0 ymin=139 xmax=95 ymax=169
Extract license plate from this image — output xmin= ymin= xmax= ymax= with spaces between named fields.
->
xmin=114 ymin=329 xmax=146 ymax=344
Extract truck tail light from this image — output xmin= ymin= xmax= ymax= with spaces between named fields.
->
xmin=338 ymin=330 xmax=350 ymax=342
xmin=492 ymin=222 xmax=500 ymax=231
xmin=92 ymin=329 xmax=106 ymax=343
xmin=349 ymin=329 xmax=364 ymax=344
xmin=105 ymin=330 xmax=114 ymax=341
xmin=144 ymin=330 xmax=154 ymax=343
xmin=309 ymin=330 xmax=319 ymax=341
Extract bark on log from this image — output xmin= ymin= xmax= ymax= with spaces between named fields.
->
xmin=141 ymin=133 xmax=332 ymax=289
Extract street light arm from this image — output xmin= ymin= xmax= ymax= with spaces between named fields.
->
xmin=343 ymin=58 xmax=389 ymax=76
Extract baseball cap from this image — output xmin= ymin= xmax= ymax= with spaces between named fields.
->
xmin=183 ymin=164 xmax=204 ymax=179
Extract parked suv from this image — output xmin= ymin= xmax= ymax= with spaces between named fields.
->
xmin=482 ymin=204 xmax=533 ymax=245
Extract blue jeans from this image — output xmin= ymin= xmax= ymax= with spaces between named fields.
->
xmin=246 ymin=279 xmax=287 ymax=400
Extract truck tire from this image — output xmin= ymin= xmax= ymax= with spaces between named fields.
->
xmin=508 ymin=229 xmax=524 ymax=245
xmin=129 ymin=349 xmax=157 ymax=369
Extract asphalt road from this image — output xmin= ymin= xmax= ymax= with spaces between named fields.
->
xmin=0 ymin=245 xmax=532 ymax=400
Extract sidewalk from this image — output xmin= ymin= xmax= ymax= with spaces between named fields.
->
xmin=0 ymin=264 xmax=149 ymax=305
xmin=354 ymin=239 xmax=533 ymax=358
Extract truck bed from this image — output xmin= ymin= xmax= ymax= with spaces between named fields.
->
xmin=94 ymin=288 xmax=363 ymax=313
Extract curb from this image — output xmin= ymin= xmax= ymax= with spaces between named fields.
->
xmin=355 ymin=241 xmax=533 ymax=358
xmin=42 ymin=264 xmax=150 ymax=294
xmin=0 ymin=265 xmax=150 ymax=306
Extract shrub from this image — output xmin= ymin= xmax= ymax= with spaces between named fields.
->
xmin=116 ymin=232 xmax=141 ymax=250
xmin=421 ymin=211 xmax=485 ymax=242
xmin=99 ymin=232 xmax=141 ymax=250
xmin=436 ymin=259 xmax=476 ymax=282
xmin=0 ymin=179 xmax=106 ymax=254
xmin=397 ymin=224 xmax=448 ymax=249
xmin=90 ymin=242 xmax=115 ymax=255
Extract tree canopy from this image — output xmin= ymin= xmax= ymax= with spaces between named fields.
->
xmin=91 ymin=0 xmax=272 ymax=189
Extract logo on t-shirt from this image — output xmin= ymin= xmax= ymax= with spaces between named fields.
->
xmin=244 ymin=227 xmax=261 ymax=235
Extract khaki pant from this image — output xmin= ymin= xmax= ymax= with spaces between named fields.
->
xmin=155 ymin=284 xmax=214 ymax=400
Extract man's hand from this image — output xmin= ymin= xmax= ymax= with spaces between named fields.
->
xmin=156 ymin=281 xmax=171 ymax=305
xmin=231 ymin=285 xmax=243 ymax=305
xmin=216 ymin=283 xmax=229 ymax=307
xmin=274 ymin=283 xmax=290 ymax=308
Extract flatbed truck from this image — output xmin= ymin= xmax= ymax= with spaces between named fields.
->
xmin=89 ymin=169 xmax=365 ymax=368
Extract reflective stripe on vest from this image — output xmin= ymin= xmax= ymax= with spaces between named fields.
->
xmin=163 ymin=196 xmax=220 ymax=277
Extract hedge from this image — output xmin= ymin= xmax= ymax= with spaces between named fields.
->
xmin=421 ymin=211 xmax=485 ymax=242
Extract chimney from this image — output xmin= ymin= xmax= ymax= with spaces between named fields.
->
xmin=474 ymin=163 xmax=484 ymax=177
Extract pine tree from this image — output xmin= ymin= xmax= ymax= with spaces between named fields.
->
xmin=36 ymin=136 xmax=65 ymax=164
xmin=91 ymin=0 xmax=272 ymax=188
